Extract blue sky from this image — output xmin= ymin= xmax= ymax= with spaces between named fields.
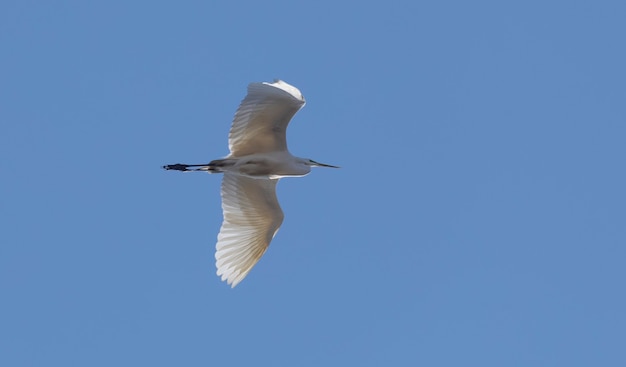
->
xmin=2 ymin=1 xmax=625 ymax=366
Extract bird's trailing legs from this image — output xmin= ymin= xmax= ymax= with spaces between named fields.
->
xmin=163 ymin=159 xmax=236 ymax=173
xmin=162 ymin=163 xmax=212 ymax=172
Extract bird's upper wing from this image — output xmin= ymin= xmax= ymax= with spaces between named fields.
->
xmin=228 ymin=80 xmax=305 ymax=157
xmin=215 ymin=173 xmax=284 ymax=287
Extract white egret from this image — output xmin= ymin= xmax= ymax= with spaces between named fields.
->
xmin=164 ymin=80 xmax=338 ymax=287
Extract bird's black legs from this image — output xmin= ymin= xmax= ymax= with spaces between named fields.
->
xmin=162 ymin=163 xmax=212 ymax=172
xmin=163 ymin=159 xmax=237 ymax=173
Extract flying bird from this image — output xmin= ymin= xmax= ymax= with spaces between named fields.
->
xmin=164 ymin=80 xmax=338 ymax=287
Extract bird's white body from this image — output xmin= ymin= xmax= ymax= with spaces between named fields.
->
xmin=214 ymin=151 xmax=312 ymax=179
xmin=164 ymin=80 xmax=337 ymax=287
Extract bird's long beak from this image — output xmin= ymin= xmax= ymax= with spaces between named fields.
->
xmin=311 ymin=160 xmax=340 ymax=168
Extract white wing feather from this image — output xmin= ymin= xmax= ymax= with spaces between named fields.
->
xmin=228 ymin=80 xmax=305 ymax=157
xmin=215 ymin=173 xmax=284 ymax=287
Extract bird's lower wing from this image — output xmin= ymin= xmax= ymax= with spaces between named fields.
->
xmin=216 ymin=173 xmax=284 ymax=287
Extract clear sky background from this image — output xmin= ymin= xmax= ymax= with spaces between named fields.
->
xmin=2 ymin=1 xmax=625 ymax=366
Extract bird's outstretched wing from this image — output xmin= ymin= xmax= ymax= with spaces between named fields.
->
xmin=215 ymin=173 xmax=284 ymax=287
xmin=228 ymin=80 xmax=305 ymax=157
